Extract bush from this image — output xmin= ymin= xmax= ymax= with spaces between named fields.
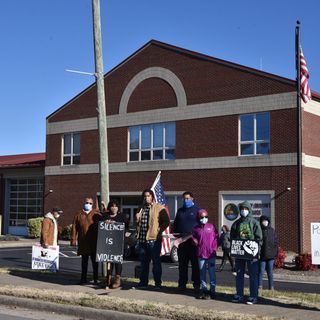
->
xmin=274 ymin=246 xmax=286 ymax=269
xmin=295 ymin=253 xmax=318 ymax=271
xmin=27 ymin=217 xmax=44 ymax=238
xmin=59 ymin=224 xmax=73 ymax=240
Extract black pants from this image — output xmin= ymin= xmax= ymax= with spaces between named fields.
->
xmin=108 ymin=262 xmax=122 ymax=276
xmin=177 ymin=239 xmax=200 ymax=289
xmin=220 ymin=249 xmax=235 ymax=271
xmin=81 ymin=254 xmax=99 ymax=281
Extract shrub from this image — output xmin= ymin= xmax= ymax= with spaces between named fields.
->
xmin=274 ymin=246 xmax=286 ymax=269
xmin=59 ymin=224 xmax=73 ymax=240
xmin=295 ymin=253 xmax=318 ymax=271
xmin=27 ymin=217 xmax=44 ymax=238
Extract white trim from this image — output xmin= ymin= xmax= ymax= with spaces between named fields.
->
xmin=46 ymin=92 xmax=296 ymax=134
xmin=45 ymin=153 xmax=296 ymax=176
xmin=303 ymin=154 xmax=320 ymax=169
xmin=303 ymin=100 xmax=320 ymax=117
xmin=119 ymin=67 xmax=187 ymax=114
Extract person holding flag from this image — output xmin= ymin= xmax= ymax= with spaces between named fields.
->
xmin=135 ymin=186 xmax=170 ymax=290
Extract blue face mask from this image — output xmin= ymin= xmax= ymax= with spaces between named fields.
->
xmin=183 ymin=199 xmax=194 ymax=208
xmin=83 ymin=203 xmax=92 ymax=212
xmin=200 ymin=217 xmax=208 ymax=225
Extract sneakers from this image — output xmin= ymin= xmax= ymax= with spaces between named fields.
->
xmin=232 ymin=271 xmax=237 ymax=276
xmin=232 ymin=295 xmax=244 ymax=303
xmin=246 ymin=297 xmax=258 ymax=305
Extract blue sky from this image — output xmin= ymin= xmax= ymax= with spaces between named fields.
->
xmin=1 ymin=0 xmax=319 ymax=155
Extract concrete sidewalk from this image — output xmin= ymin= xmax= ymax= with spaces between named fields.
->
xmin=0 ymin=269 xmax=319 ymax=320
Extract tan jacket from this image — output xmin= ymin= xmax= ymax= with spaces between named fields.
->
xmin=136 ymin=203 xmax=170 ymax=241
xmin=40 ymin=216 xmax=57 ymax=247
xmin=71 ymin=209 xmax=101 ymax=256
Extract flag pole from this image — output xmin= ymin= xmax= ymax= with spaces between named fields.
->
xmin=295 ymin=20 xmax=303 ymax=254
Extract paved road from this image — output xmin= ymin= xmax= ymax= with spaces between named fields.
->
xmin=0 ymin=245 xmax=318 ymax=294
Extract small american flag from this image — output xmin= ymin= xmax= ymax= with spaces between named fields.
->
xmin=300 ymin=47 xmax=311 ymax=104
xmin=151 ymin=171 xmax=172 ymax=256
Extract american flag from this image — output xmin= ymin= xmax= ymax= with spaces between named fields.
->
xmin=300 ymin=47 xmax=311 ymax=104
xmin=151 ymin=171 xmax=172 ymax=256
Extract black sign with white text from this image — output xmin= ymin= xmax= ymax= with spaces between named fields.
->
xmin=230 ymin=239 xmax=259 ymax=260
xmin=96 ymin=222 xmax=125 ymax=264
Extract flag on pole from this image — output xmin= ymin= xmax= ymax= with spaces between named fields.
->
xmin=151 ymin=171 xmax=172 ymax=256
xmin=300 ymin=47 xmax=312 ymax=104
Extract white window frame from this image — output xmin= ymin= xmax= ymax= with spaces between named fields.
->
xmin=239 ymin=113 xmax=270 ymax=156
xmin=62 ymin=132 xmax=80 ymax=165
xmin=128 ymin=122 xmax=175 ymax=162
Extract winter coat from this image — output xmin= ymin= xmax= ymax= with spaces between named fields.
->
xmin=219 ymin=231 xmax=231 ymax=251
xmin=230 ymin=201 xmax=263 ymax=243
xmin=173 ymin=204 xmax=199 ymax=236
xmin=71 ymin=209 xmax=101 ymax=256
xmin=260 ymin=216 xmax=278 ymax=260
xmin=40 ymin=213 xmax=58 ymax=247
xmin=136 ymin=203 xmax=170 ymax=241
xmin=192 ymin=211 xmax=219 ymax=259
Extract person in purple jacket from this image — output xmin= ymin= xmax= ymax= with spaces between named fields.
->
xmin=192 ymin=209 xmax=219 ymax=299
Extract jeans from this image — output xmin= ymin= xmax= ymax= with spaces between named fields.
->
xmin=138 ymin=240 xmax=162 ymax=286
xmin=177 ymin=239 xmax=200 ymax=289
xmin=259 ymin=259 xmax=274 ymax=289
xmin=235 ymin=259 xmax=259 ymax=299
xmin=198 ymin=257 xmax=216 ymax=292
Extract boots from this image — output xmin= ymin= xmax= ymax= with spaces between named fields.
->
xmin=111 ymin=275 xmax=121 ymax=289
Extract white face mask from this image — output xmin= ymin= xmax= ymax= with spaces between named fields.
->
xmin=84 ymin=203 xmax=92 ymax=212
xmin=240 ymin=209 xmax=249 ymax=217
xmin=262 ymin=220 xmax=269 ymax=227
xmin=53 ymin=213 xmax=60 ymax=219
xmin=200 ymin=217 xmax=208 ymax=225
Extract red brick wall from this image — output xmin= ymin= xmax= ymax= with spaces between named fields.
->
xmin=303 ymin=111 xmax=320 ymax=157
xmin=45 ymin=166 xmax=299 ymax=251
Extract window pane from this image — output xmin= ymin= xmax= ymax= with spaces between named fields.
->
xmin=63 ymin=156 xmax=71 ymax=165
xmin=241 ymin=144 xmax=254 ymax=155
xmin=73 ymin=133 xmax=80 ymax=154
xmin=165 ymin=149 xmax=176 ymax=160
xmin=141 ymin=151 xmax=151 ymax=160
xmin=141 ymin=125 xmax=151 ymax=149
xmin=64 ymin=134 xmax=71 ymax=154
xmin=165 ymin=123 xmax=175 ymax=147
xmin=129 ymin=152 xmax=139 ymax=161
xmin=240 ymin=115 xmax=254 ymax=141
xmin=129 ymin=127 xmax=139 ymax=149
xmin=256 ymin=113 xmax=270 ymax=140
xmin=257 ymin=142 xmax=269 ymax=154
xmin=73 ymin=155 xmax=80 ymax=164
xmin=153 ymin=150 xmax=163 ymax=160
xmin=153 ymin=124 xmax=163 ymax=148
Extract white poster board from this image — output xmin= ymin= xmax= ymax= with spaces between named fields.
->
xmin=311 ymin=223 xmax=320 ymax=265
xmin=32 ymin=244 xmax=59 ymax=272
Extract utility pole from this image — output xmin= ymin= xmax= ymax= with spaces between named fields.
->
xmin=92 ymin=0 xmax=109 ymax=208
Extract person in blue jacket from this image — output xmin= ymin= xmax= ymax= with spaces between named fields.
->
xmin=173 ymin=191 xmax=200 ymax=292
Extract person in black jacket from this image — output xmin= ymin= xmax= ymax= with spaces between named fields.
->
xmin=101 ymin=200 xmax=128 ymax=289
xmin=173 ymin=191 xmax=200 ymax=292
xmin=258 ymin=215 xmax=278 ymax=290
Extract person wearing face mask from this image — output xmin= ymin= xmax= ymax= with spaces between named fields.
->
xmin=101 ymin=200 xmax=128 ymax=289
xmin=259 ymin=216 xmax=278 ymax=291
xmin=41 ymin=207 xmax=63 ymax=248
xmin=230 ymin=201 xmax=262 ymax=305
xmin=192 ymin=209 xmax=218 ymax=299
xmin=135 ymin=189 xmax=169 ymax=290
xmin=71 ymin=197 xmax=101 ymax=285
xmin=173 ymin=191 xmax=200 ymax=293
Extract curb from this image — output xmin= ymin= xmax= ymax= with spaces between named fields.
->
xmin=0 ymin=295 xmax=156 ymax=320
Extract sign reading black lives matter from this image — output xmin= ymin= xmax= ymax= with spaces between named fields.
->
xmin=96 ymin=222 xmax=125 ymax=264
xmin=230 ymin=239 xmax=259 ymax=260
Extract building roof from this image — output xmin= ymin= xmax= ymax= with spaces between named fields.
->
xmin=0 ymin=153 xmax=45 ymax=169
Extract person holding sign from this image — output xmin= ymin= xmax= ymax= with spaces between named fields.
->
xmin=101 ymin=200 xmax=128 ymax=289
xmin=192 ymin=209 xmax=218 ymax=299
xmin=135 ymin=188 xmax=170 ymax=290
xmin=40 ymin=207 xmax=63 ymax=248
xmin=230 ymin=201 xmax=262 ymax=305
xmin=71 ymin=197 xmax=101 ymax=285
xmin=258 ymin=215 xmax=278 ymax=291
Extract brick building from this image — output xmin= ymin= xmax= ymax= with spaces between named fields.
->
xmin=44 ymin=40 xmax=320 ymax=253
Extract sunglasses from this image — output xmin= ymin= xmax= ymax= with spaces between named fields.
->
xmin=200 ymin=216 xmax=208 ymax=218
xmin=85 ymin=202 xmax=93 ymax=205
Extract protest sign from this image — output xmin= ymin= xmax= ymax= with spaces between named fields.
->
xmin=31 ymin=244 xmax=59 ymax=272
xmin=96 ymin=221 xmax=125 ymax=264
xmin=311 ymin=223 xmax=320 ymax=265
xmin=230 ymin=239 xmax=259 ymax=259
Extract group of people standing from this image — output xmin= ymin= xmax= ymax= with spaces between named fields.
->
xmin=40 ymin=190 xmax=278 ymax=305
